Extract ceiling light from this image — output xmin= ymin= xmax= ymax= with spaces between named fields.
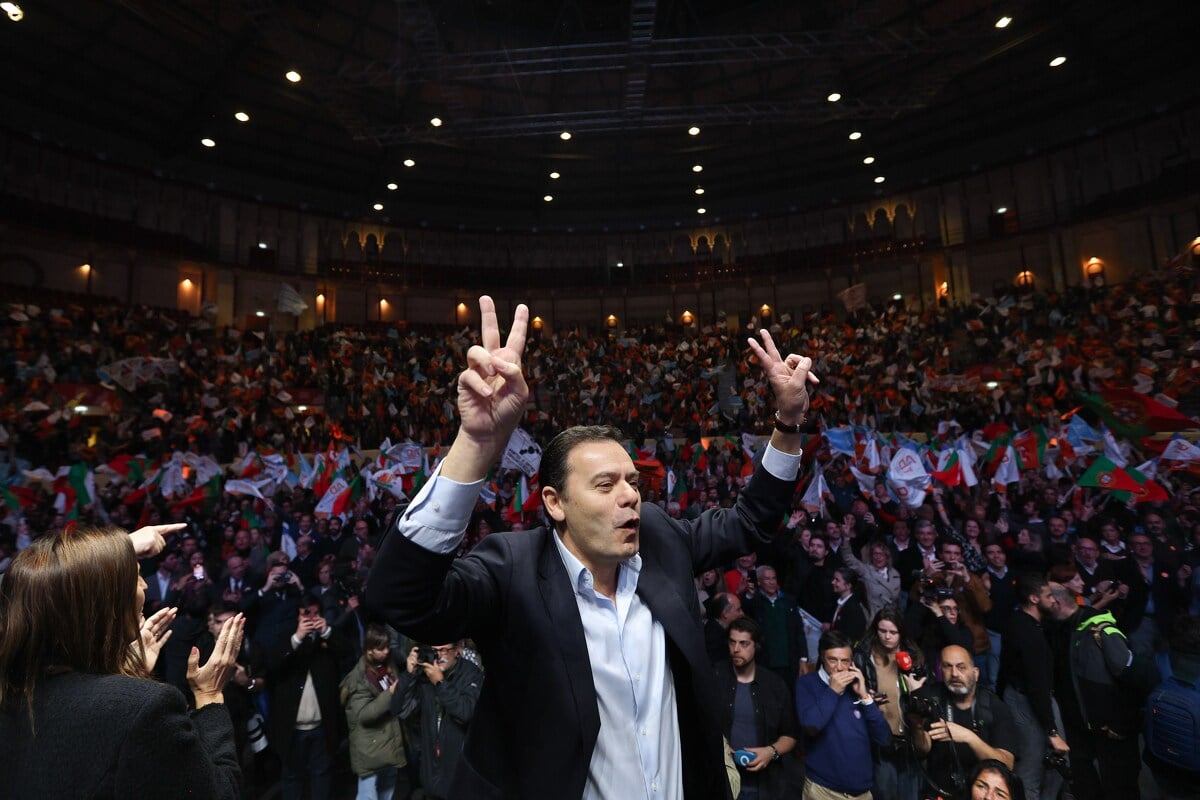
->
xmin=692 ymin=164 xmax=703 ymax=173
xmin=73 ymin=405 xmax=87 ymax=414
xmin=616 ymin=261 xmax=624 ymax=268
xmin=387 ymin=182 xmax=398 ymax=191
xmin=827 ymin=92 xmax=842 ymax=102
xmin=893 ymin=293 xmax=902 ymax=301
xmin=560 ymin=131 xmax=572 ymax=141
xmin=257 ymin=242 xmax=268 ymax=249
xmin=874 ymin=176 xmax=885 ymax=183
xmin=543 ymin=194 xmax=553 ymax=202
xmin=255 ymin=310 xmax=266 ymax=317
xmin=996 ymin=206 xmax=1008 ymax=214
xmin=285 ymin=70 xmax=302 ymax=83
xmin=234 ymin=111 xmax=250 ymax=123
xmin=694 ymin=187 xmax=705 ymax=195
xmin=1049 ymin=56 xmax=1067 ymax=67
xmin=848 ymin=131 xmax=862 ymax=140
xmin=1 ymin=2 xmax=23 ymax=21
xmin=986 ymin=381 xmax=1000 ymax=389
xmin=200 ymin=138 xmax=216 ymax=148
xmin=863 ymin=156 xmax=875 ymax=165
xmin=688 ymin=126 xmax=701 ymax=136
xmin=697 ymin=207 xmax=706 ymax=214
xmin=430 ymin=117 xmax=443 ymax=127
xmin=373 ymin=203 xmax=384 ymax=211
xmin=995 ymin=16 xmax=1012 ymax=28
xmin=549 ymin=171 xmax=560 ymax=179
xmin=403 ymin=158 xmax=415 ymax=167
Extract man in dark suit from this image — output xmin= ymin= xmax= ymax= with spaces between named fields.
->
xmin=366 ymin=296 xmax=816 ymax=800
xmin=266 ymin=593 xmax=344 ymax=800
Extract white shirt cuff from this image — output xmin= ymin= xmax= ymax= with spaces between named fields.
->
xmin=761 ymin=442 xmax=802 ymax=481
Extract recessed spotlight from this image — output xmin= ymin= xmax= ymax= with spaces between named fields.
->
xmin=543 ymin=194 xmax=553 ymax=202
xmin=995 ymin=16 xmax=1012 ymax=28
xmin=996 ymin=206 xmax=1008 ymax=214
xmin=692 ymin=164 xmax=703 ymax=173
xmin=849 ymin=131 xmax=862 ymax=140
xmin=387 ymin=182 xmax=398 ymax=191
xmin=697 ymin=207 xmax=706 ymax=214
xmin=694 ymin=187 xmax=705 ymax=195
xmin=1 ymin=2 xmax=24 ymax=21
xmin=688 ymin=126 xmax=701 ymax=136
xmin=616 ymin=261 xmax=624 ymax=267
xmin=986 ymin=381 xmax=1000 ymax=389
xmin=1049 ymin=56 xmax=1067 ymax=67
xmin=257 ymin=242 xmax=268 ymax=249
xmin=863 ymin=156 xmax=875 ymax=165
xmin=255 ymin=310 xmax=266 ymax=317
xmin=285 ymin=70 xmax=302 ymax=83
xmin=373 ymin=203 xmax=384 ymax=211
xmin=403 ymin=158 xmax=415 ymax=167
xmin=893 ymin=293 xmax=902 ymax=301
xmin=200 ymin=137 xmax=216 ymax=148
xmin=430 ymin=117 xmax=443 ymax=127
xmin=874 ymin=176 xmax=886 ymax=183
xmin=827 ymin=92 xmax=842 ymax=102
xmin=549 ymin=171 xmax=560 ymax=179
xmin=234 ymin=111 xmax=250 ymax=123
xmin=560 ymin=131 xmax=572 ymax=141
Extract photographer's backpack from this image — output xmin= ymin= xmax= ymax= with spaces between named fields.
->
xmin=1145 ymin=674 xmax=1200 ymax=772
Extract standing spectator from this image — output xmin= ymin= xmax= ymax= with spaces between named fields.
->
xmin=392 ymin=641 xmax=483 ymax=800
xmin=980 ymin=543 xmax=1017 ymax=690
xmin=743 ymin=565 xmax=806 ymax=689
xmin=998 ymin=572 xmax=1068 ymax=800
xmin=839 ymin=539 xmax=901 ymax=619
xmin=267 ymin=593 xmax=344 ymax=800
xmin=716 ymin=617 xmax=798 ymax=800
xmin=1117 ymin=531 xmax=1192 ymax=659
xmin=795 ymin=630 xmax=891 ymax=799
xmin=704 ymin=592 xmax=745 ymax=665
xmin=1074 ymin=536 xmax=1115 ymax=597
xmin=829 ymin=568 xmax=868 ymax=643
xmin=340 ymin=623 xmax=408 ymax=800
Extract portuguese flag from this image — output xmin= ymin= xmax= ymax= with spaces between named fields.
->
xmin=1077 ymin=456 xmax=1141 ymax=493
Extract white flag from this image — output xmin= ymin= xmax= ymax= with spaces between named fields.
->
xmin=992 ymin=445 xmax=1020 ymax=489
xmin=801 ymin=467 xmax=831 ymax=517
xmin=277 ymin=283 xmax=309 ymax=315
xmin=886 ymin=448 xmax=930 ymax=508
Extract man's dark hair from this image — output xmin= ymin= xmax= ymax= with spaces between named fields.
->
xmin=301 ymin=591 xmax=323 ymax=611
xmin=728 ymin=616 xmax=763 ymax=648
xmin=832 ymin=567 xmax=856 ymax=587
xmin=704 ymin=592 xmax=735 ymax=622
xmin=540 ymin=425 xmax=626 ymax=496
xmin=938 ymin=539 xmax=963 ymax=556
xmin=1015 ymin=572 xmax=1048 ymax=607
xmin=818 ymin=630 xmax=853 ymax=656
xmin=808 ymin=532 xmax=829 ymax=549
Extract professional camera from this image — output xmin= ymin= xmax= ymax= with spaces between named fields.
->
xmin=274 ymin=570 xmax=293 ymax=584
xmin=1044 ymin=750 xmax=1072 ymax=782
xmin=919 ymin=578 xmax=955 ymax=601
xmin=417 ymin=645 xmax=437 ymax=665
xmin=901 ymin=692 xmax=942 ymax=722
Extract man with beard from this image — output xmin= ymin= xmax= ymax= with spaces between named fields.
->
xmin=715 ymin=617 xmax=797 ymax=800
xmin=909 ymin=645 xmax=1018 ymax=800
xmin=392 ymin=641 xmax=483 ymax=800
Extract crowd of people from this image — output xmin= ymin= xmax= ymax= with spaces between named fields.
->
xmin=1 ymin=269 xmax=1199 ymax=799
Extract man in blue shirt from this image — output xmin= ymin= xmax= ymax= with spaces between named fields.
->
xmin=795 ymin=630 xmax=891 ymax=799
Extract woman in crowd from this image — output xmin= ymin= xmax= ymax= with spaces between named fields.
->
xmin=0 ymin=525 xmax=245 ymax=799
xmin=967 ymin=758 xmax=1026 ymax=800
xmin=854 ymin=608 xmax=928 ymax=799
xmin=840 ymin=539 xmax=902 ymax=619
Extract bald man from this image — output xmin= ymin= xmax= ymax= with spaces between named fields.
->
xmin=910 ymin=645 xmax=1018 ymax=799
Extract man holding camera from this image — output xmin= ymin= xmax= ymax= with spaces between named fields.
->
xmin=392 ymin=641 xmax=483 ymax=800
xmin=795 ymin=631 xmax=891 ymax=799
xmin=716 ymin=617 xmax=797 ymax=800
xmin=908 ymin=644 xmax=1017 ymax=799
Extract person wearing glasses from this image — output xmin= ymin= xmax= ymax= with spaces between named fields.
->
xmin=393 ymin=641 xmax=483 ymax=800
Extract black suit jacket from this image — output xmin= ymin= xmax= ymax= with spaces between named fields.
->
xmin=265 ymin=628 xmax=345 ymax=762
xmin=0 ymin=672 xmax=239 ymax=800
xmin=366 ymin=463 xmax=796 ymax=800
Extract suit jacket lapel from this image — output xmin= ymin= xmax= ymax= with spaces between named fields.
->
xmin=536 ymin=534 xmax=601 ymax=746
xmin=635 ymin=555 xmax=701 ymax=668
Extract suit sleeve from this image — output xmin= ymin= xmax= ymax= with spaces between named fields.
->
xmin=391 ymin=670 xmax=419 ymax=720
xmin=115 ymin=683 xmax=240 ymax=800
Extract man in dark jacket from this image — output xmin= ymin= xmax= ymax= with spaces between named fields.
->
xmin=715 ymin=617 xmax=797 ymax=800
xmin=1047 ymin=582 xmax=1143 ymax=800
xmin=266 ymin=593 xmax=344 ymax=800
xmin=392 ymin=641 xmax=483 ymax=800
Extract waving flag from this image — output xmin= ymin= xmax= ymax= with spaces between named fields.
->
xmin=1077 ymin=456 xmax=1141 ymax=493
xmin=801 ymin=467 xmax=832 ymax=516
xmin=991 ymin=445 xmax=1020 ymax=491
xmin=886 ymin=449 xmax=930 ymax=508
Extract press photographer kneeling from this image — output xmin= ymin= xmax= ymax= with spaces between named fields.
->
xmin=907 ymin=645 xmax=1018 ymax=800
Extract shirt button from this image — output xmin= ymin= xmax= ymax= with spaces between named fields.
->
xmin=651 ymin=781 xmax=658 ymax=792
xmin=432 ymin=501 xmax=441 ymax=511
xmin=634 ymin=673 xmax=641 ymax=682
xmin=641 ymin=727 xmax=648 ymax=736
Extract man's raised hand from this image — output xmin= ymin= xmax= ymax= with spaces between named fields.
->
xmin=746 ymin=329 xmax=819 ymax=425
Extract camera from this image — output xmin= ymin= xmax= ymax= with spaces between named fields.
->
xmin=275 ymin=570 xmax=293 ymax=584
xmin=1044 ymin=750 xmax=1072 ymax=782
xmin=919 ymin=578 xmax=954 ymax=601
xmin=417 ymin=646 xmax=437 ymax=665
xmin=901 ymin=692 xmax=942 ymax=722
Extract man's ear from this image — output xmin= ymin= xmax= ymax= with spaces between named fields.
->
xmin=542 ymin=487 xmax=566 ymax=523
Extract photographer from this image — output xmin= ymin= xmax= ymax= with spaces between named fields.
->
xmin=392 ymin=641 xmax=483 ymax=800
xmin=907 ymin=540 xmax=992 ymax=663
xmin=907 ymin=583 xmax=974 ymax=671
xmin=909 ymin=645 xmax=1018 ymax=800
xmin=241 ymin=556 xmax=304 ymax=648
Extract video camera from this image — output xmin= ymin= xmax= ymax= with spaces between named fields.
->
xmin=919 ymin=578 xmax=955 ymax=602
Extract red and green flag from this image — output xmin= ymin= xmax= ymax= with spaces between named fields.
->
xmin=1112 ymin=466 xmax=1169 ymax=504
xmin=1077 ymin=456 xmax=1141 ymax=493
xmin=1012 ymin=427 xmax=1047 ymax=470
xmin=1079 ymin=389 xmax=1200 ymax=440
xmin=0 ymin=485 xmax=36 ymax=512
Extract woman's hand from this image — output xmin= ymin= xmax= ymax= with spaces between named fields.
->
xmin=187 ymin=613 xmax=246 ymax=708
xmin=129 ymin=523 xmax=188 ymax=557
xmin=137 ymin=606 xmax=176 ymax=672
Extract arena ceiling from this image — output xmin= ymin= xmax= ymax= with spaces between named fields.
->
xmin=1 ymin=0 xmax=1197 ymax=233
